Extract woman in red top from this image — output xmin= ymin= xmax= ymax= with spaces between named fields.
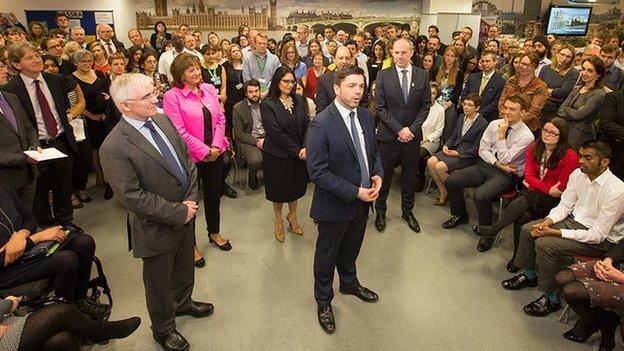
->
xmin=475 ymin=117 xmax=579 ymax=272
xmin=304 ymin=51 xmax=326 ymax=100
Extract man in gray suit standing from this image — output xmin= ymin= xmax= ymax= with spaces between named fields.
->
xmin=0 ymin=89 xmax=40 ymax=210
xmin=100 ymin=74 xmax=213 ymax=351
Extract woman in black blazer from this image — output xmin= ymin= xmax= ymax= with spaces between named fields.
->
xmin=261 ymin=67 xmax=309 ymax=242
xmin=149 ymin=21 xmax=172 ymax=54
xmin=426 ymin=93 xmax=488 ymax=205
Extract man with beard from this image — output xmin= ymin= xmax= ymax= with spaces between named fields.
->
xmin=232 ymin=79 xmax=264 ymax=190
xmin=533 ymin=36 xmax=551 ymax=76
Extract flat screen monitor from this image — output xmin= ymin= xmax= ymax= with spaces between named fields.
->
xmin=545 ymin=6 xmax=592 ymax=36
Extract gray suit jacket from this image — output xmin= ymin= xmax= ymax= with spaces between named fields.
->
xmin=100 ymin=113 xmax=199 ymax=258
xmin=232 ymin=99 xmax=258 ymax=146
xmin=0 ymin=91 xmax=40 ymax=190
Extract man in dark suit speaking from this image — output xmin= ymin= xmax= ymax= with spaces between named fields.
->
xmin=307 ymin=66 xmax=383 ymax=334
xmin=374 ymin=38 xmax=431 ymax=233
xmin=100 ymin=74 xmax=213 ymax=351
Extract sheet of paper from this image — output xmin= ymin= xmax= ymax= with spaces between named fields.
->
xmin=24 ymin=147 xmax=68 ymax=161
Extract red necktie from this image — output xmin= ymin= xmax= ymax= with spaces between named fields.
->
xmin=34 ymin=80 xmax=58 ymax=138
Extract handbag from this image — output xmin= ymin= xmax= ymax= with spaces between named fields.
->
xmin=69 ymin=117 xmax=87 ymax=142
xmin=20 ymin=231 xmax=73 ymax=262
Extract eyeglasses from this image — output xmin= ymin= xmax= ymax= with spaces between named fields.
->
xmin=281 ymin=79 xmax=296 ymax=85
xmin=125 ymin=89 xmax=159 ymax=103
xmin=557 ymin=52 xmax=574 ymax=60
xmin=541 ymin=128 xmax=560 ymax=136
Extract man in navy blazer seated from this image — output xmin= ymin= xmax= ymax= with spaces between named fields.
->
xmin=374 ymin=38 xmax=431 ymax=233
xmin=459 ymin=50 xmax=506 ymax=122
xmin=307 ymin=66 xmax=383 ymax=334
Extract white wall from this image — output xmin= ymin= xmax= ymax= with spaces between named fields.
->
xmin=422 ymin=0 xmax=473 ymax=14
xmin=5 ymin=0 xmax=136 ymax=46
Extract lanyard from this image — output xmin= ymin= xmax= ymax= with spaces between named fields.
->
xmin=206 ymin=65 xmax=218 ymax=78
xmin=253 ymin=54 xmax=268 ymax=74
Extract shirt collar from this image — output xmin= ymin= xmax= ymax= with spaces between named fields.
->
xmin=179 ymin=84 xmax=203 ymax=98
xmin=395 ymin=64 xmax=412 ymax=75
xmin=20 ymin=72 xmax=43 ymax=86
xmin=247 ymin=99 xmax=260 ymax=108
xmin=122 ymin=115 xmax=153 ymax=130
xmin=482 ymin=70 xmax=495 ymax=80
xmin=334 ymin=98 xmax=357 ymax=122
xmin=587 ymin=168 xmax=613 ymax=186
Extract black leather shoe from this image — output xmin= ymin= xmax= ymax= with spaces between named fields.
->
xmin=175 ymin=301 xmax=214 ymax=318
xmin=523 ymin=295 xmax=561 ymax=317
xmin=563 ymin=330 xmax=590 ymax=344
xmin=339 ymin=284 xmax=379 ymax=302
xmin=441 ymin=215 xmax=468 ymax=229
xmin=317 ymin=305 xmax=335 ymax=334
xmin=501 ymin=273 xmax=538 ymax=290
xmin=194 ymin=257 xmax=205 ymax=268
xmin=402 ymin=213 xmax=421 ymax=233
xmin=506 ymin=260 xmax=520 ymax=273
xmin=477 ymin=237 xmax=495 ymax=252
xmin=153 ymin=330 xmax=189 ymax=351
xmin=62 ymin=222 xmax=84 ymax=235
xmin=375 ymin=213 xmax=386 ymax=232
xmin=222 ymin=183 xmax=238 ymax=198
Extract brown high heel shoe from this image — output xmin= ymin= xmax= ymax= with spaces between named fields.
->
xmin=274 ymin=222 xmax=285 ymax=242
xmin=286 ymin=214 xmax=303 ymax=235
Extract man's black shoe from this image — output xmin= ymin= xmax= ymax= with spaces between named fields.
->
xmin=153 ymin=330 xmax=190 ymax=351
xmin=317 ymin=305 xmax=335 ymax=334
xmin=501 ymin=273 xmax=538 ymax=290
xmin=339 ymin=284 xmax=379 ymax=302
xmin=477 ymin=237 xmax=495 ymax=252
xmin=175 ymin=301 xmax=214 ymax=318
xmin=441 ymin=215 xmax=468 ymax=229
xmin=523 ymin=295 xmax=562 ymax=317
xmin=402 ymin=213 xmax=420 ymax=233
xmin=375 ymin=213 xmax=386 ymax=232
xmin=248 ymin=175 xmax=259 ymax=191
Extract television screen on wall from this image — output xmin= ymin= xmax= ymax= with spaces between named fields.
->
xmin=545 ymin=6 xmax=592 ymax=36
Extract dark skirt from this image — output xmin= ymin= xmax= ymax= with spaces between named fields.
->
xmin=262 ymin=152 xmax=307 ymax=203
xmin=433 ymin=151 xmax=477 ymax=171
xmin=85 ymin=118 xmax=108 ymax=150
xmin=569 ymin=260 xmax=624 ymax=312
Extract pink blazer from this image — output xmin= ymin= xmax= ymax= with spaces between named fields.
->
xmin=163 ymin=83 xmax=229 ymax=163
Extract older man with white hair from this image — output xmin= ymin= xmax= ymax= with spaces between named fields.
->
xmin=70 ymin=26 xmax=87 ymax=49
xmin=100 ymin=73 xmax=214 ymax=351
xmin=95 ymin=23 xmax=124 ymax=56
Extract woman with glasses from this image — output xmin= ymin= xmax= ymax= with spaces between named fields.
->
xmin=163 ymin=53 xmax=233 ymax=268
xmin=538 ymin=43 xmax=579 ymax=123
xmin=558 ymin=56 xmax=607 ymax=150
xmin=71 ymin=49 xmax=113 ymax=199
xmin=498 ymin=51 xmax=548 ymax=134
xmin=475 ymin=118 xmax=578 ymax=271
xmin=260 ymin=67 xmax=309 ymax=242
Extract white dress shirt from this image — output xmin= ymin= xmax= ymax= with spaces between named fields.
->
xmin=158 ymin=48 xmax=203 ymax=83
xmin=20 ymin=73 xmax=64 ymax=139
xmin=478 ymin=119 xmax=534 ymax=176
xmin=355 ymin=52 xmax=369 ymax=85
xmin=536 ymin=57 xmax=551 ymax=77
xmin=395 ymin=64 xmax=412 ymax=91
xmin=99 ymin=39 xmax=117 ymax=55
xmin=334 ymin=99 xmax=369 ymax=179
xmin=547 ymin=168 xmax=624 ymax=244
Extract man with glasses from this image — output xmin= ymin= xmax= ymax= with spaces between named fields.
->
xmin=101 ymin=73 xmax=212 ymax=351
xmin=460 ymin=50 xmax=506 ymax=122
xmin=502 ymin=140 xmax=624 ymax=317
xmin=460 ymin=26 xmax=477 ymax=57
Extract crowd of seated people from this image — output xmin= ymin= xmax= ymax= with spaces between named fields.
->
xmin=1 ymin=15 xmax=624 ymax=350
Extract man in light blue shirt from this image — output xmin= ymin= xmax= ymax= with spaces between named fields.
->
xmin=242 ymin=32 xmax=280 ymax=98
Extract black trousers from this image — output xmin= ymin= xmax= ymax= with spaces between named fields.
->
xmin=71 ymin=139 xmax=92 ymax=192
xmin=445 ymin=161 xmax=515 ymax=226
xmin=142 ymin=223 xmax=194 ymax=336
xmin=314 ymin=201 xmax=368 ymax=307
xmin=197 ymin=155 xmax=224 ymax=235
xmin=0 ymin=233 xmax=95 ymax=301
xmin=33 ymin=136 xmax=75 ymax=227
xmin=375 ymin=140 xmax=420 ymax=215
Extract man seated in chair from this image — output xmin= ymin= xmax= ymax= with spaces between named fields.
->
xmin=442 ymin=96 xmax=534 ymax=232
xmin=502 ymin=140 xmax=624 ymax=317
xmin=232 ymin=79 xmax=264 ymax=191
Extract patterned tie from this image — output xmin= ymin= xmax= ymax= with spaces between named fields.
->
xmin=106 ymin=41 xmax=114 ymax=56
xmin=33 ymin=80 xmax=58 ymax=138
xmin=0 ymin=93 xmax=18 ymax=131
xmin=401 ymin=69 xmax=409 ymax=103
xmin=349 ymin=112 xmax=371 ymax=188
xmin=143 ymin=120 xmax=188 ymax=186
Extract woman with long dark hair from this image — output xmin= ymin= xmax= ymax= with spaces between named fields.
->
xmin=368 ymin=40 xmax=386 ymax=85
xmin=150 ymin=21 xmax=172 ymax=53
xmin=125 ymin=45 xmax=143 ymax=73
xmin=558 ymin=56 xmax=607 ymax=150
xmin=475 ymin=118 xmax=578 ymax=265
xmin=261 ymin=67 xmax=309 ymax=242
xmin=414 ymin=35 xmax=428 ymax=59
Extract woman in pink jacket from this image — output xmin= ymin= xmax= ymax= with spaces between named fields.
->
xmin=163 ymin=53 xmax=232 ymax=268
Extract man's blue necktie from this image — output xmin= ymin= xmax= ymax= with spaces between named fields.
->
xmin=143 ymin=120 xmax=188 ymax=186
xmin=349 ymin=111 xmax=371 ymax=188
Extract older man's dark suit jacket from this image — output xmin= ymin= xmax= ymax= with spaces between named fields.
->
xmin=375 ymin=65 xmax=431 ymax=143
xmin=100 ymin=114 xmax=199 ymax=258
xmin=315 ymin=70 xmax=369 ymax=114
xmin=2 ymin=73 xmax=78 ymax=153
xmin=0 ymin=91 xmax=40 ymax=190
xmin=460 ymin=71 xmax=506 ymax=122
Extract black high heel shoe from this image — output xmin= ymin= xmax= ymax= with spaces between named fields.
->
xmin=209 ymin=235 xmax=232 ymax=251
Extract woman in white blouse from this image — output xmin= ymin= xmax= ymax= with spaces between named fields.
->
xmin=416 ymin=82 xmax=445 ymax=190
